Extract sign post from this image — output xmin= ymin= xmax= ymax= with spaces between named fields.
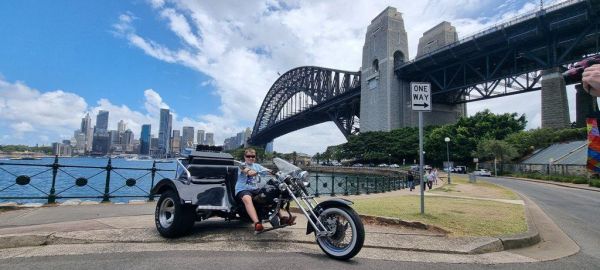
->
xmin=411 ymin=82 xmax=431 ymax=215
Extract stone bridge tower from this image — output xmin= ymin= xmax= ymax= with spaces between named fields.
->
xmin=360 ymin=7 xmax=409 ymax=132
xmin=360 ymin=8 xmax=465 ymax=132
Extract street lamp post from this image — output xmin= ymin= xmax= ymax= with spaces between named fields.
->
xmin=444 ymin=137 xmax=451 ymax=184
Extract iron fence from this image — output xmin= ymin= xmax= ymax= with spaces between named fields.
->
xmin=306 ymin=172 xmax=408 ymax=197
xmin=0 ymin=156 xmax=174 ymax=204
xmin=0 ymin=157 xmax=409 ymax=204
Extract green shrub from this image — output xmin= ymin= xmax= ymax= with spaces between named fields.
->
xmin=590 ymin=179 xmax=600 ymax=188
xmin=571 ymin=178 xmax=589 ymax=184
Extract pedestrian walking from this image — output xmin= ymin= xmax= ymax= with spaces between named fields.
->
xmin=432 ymin=168 xmax=439 ymax=185
xmin=407 ymin=171 xmax=415 ymax=191
xmin=426 ymin=170 xmax=434 ymax=190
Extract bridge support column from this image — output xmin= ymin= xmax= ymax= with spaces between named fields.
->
xmin=541 ymin=68 xmax=570 ymax=129
xmin=575 ymin=84 xmax=598 ymax=127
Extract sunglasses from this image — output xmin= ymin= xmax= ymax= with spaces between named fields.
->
xmin=245 ymin=155 xmax=256 ymax=158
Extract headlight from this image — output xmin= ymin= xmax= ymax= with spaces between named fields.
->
xmin=298 ymin=171 xmax=309 ymax=182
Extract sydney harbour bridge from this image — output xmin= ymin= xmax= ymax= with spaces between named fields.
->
xmin=248 ymin=0 xmax=600 ymax=146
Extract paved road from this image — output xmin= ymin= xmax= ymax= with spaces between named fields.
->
xmin=2 ymin=177 xmax=600 ymax=269
xmin=486 ymin=177 xmax=600 ymax=266
xmin=1 ymin=249 xmax=599 ymax=270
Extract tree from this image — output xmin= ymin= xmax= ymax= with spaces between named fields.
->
xmin=474 ymin=139 xmax=518 ymax=174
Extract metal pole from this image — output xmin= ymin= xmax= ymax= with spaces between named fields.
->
xmin=103 ymin=158 xmax=112 ymax=202
xmin=446 ymin=142 xmax=451 ymax=184
xmin=148 ymin=161 xmax=157 ymax=201
xmin=315 ymin=173 xmax=319 ymax=197
xmin=419 ymin=111 xmax=425 ymax=214
xmin=48 ymin=155 xmax=59 ymax=204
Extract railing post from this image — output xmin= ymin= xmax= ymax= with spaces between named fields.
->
xmin=344 ymin=176 xmax=349 ymax=196
xmin=48 ymin=155 xmax=59 ymax=204
xmin=330 ymin=173 xmax=335 ymax=197
xmin=366 ymin=177 xmax=370 ymax=194
xmin=356 ymin=176 xmax=360 ymax=195
xmin=148 ymin=161 xmax=157 ymax=201
xmin=315 ymin=173 xmax=320 ymax=197
xmin=103 ymin=158 xmax=112 ymax=202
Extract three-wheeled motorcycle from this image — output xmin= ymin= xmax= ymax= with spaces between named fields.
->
xmin=150 ymin=145 xmax=364 ymax=260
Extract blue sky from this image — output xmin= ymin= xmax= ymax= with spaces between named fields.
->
xmin=0 ymin=0 xmax=572 ymax=154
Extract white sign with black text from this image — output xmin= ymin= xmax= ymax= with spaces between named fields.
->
xmin=410 ymin=82 xmax=431 ymax=112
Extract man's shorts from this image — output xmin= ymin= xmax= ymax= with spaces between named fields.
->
xmin=236 ymin=189 xmax=260 ymax=201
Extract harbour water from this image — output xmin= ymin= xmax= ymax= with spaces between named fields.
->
xmin=0 ymin=157 xmax=400 ymax=204
xmin=0 ymin=157 xmax=175 ymax=204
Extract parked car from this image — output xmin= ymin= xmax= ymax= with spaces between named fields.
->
xmin=377 ymin=163 xmax=388 ymax=167
xmin=452 ymin=166 xmax=467 ymax=174
xmin=473 ymin=169 xmax=492 ymax=176
xmin=352 ymin=163 xmax=364 ymax=167
xmin=389 ymin=164 xmax=400 ymax=168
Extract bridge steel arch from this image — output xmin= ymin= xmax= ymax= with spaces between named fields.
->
xmin=248 ymin=66 xmax=360 ymax=146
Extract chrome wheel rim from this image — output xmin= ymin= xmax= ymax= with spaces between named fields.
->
xmin=159 ymin=197 xmax=175 ymax=228
xmin=317 ymin=208 xmax=357 ymax=257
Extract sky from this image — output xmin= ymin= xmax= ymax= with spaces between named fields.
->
xmin=0 ymin=0 xmax=574 ymax=155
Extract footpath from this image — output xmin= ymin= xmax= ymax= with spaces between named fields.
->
xmin=0 ymin=175 xmax=580 ymax=263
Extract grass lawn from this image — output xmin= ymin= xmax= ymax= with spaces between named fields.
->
xmin=351 ymin=195 xmax=526 ymax=237
xmin=432 ymin=174 xmax=520 ymax=200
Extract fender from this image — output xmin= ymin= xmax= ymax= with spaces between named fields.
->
xmin=150 ymin=178 xmax=179 ymax=196
xmin=305 ymin=198 xmax=354 ymax=235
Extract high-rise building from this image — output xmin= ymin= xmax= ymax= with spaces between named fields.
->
xmin=123 ymin=129 xmax=134 ymax=152
xmin=92 ymin=132 xmax=110 ymax=155
xmin=140 ymin=124 xmax=151 ymax=155
xmin=171 ymin=130 xmax=181 ymax=155
xmin=80 ymin=113 xmax=93 ymax=152
xmin=158 ymin=109 xmax=172 ymax=157
xmin=109 ymin=130 xmax=121 ymax=152
xmin=118 ymin=120 xmax=127 ymax=133
xmin=197 ymin=130 xmax=205 ymax=145
xmin=150 ymin=136 xmax=160 ymax=157
xmin=205 ymin=132 xmax=214 ymax=146
xmin=182 ymin=126 xmax=194 ymax=149
xmin=96 ymin=110 xmax=109 ymax=133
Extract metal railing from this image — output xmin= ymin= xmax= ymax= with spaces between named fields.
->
xmin=0 ymin=156 xmax=174 ymax=204
xmin=305 ymin=171 xmax=409 ymax=197
xmin=0 ymin=157 xmax=409 ymax=204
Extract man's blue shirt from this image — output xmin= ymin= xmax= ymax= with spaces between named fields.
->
xmin=235 ymin=163 xmax=269 ymax=195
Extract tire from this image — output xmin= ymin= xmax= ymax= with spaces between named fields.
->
xmin=155 ymin=189 xmax=196 ymax=238
xmin=315 ymin=206 xmax=365 ymax=260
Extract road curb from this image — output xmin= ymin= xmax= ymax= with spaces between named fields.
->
xmin=498 ymin=193 xmax=541 ymax=250
xmin=504 ymin=176 xmax=600 ymax=193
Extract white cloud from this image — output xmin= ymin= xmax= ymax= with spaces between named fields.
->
xmin=107 ymin=0 xmax=566 ymax=154
xmin=0 ymin=77 xmax=239 ymax=146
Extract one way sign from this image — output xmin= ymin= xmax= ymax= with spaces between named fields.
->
xmin=411 ymin=82 xmax=431 ymax=112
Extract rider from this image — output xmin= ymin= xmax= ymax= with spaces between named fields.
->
xmin=236 ymin=147 xmax=296 ymax=233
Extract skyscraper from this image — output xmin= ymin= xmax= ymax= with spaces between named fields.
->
xmin=80 ymin=113 xmax=93 ymax=152
xmin=205 ymin=133 xmax=214 ymax=146
xmin=96 ymin=110 xmax=109 ymax=133
xmin=123 ymin=129 xmax=134 ymax=152
xmin=182 ymin=126 xmax=194 ymax=149
xmin=158 ymin=108 xmax=172 ymax=157
xmin=140 ymin=124 xmax=151 ymax=155
xmin=171 ymin=130 xmax=181 ymax=155
xmin=197 ymin=130 xmax=205 ymax=145
xmin=118 ymin=120 xmax=127 ymax=133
